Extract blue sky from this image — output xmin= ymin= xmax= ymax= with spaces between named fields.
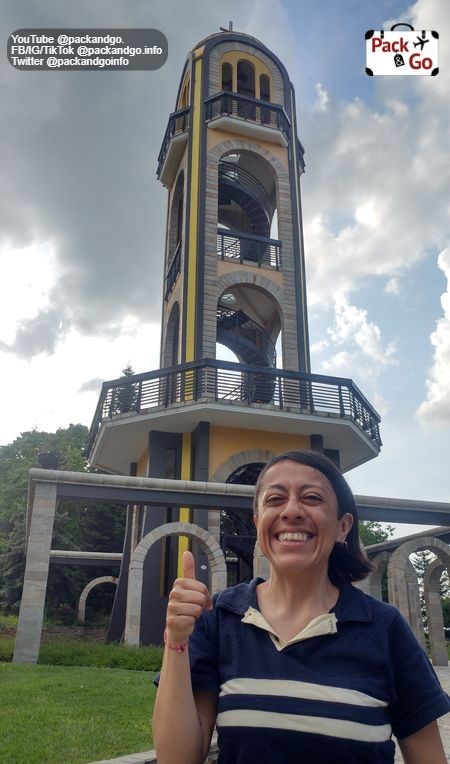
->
xmin=0 ymin=0 xmax=449 ymax=538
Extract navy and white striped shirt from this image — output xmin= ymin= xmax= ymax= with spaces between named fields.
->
xmin=189 ymin=578 xmax=450 ymax=763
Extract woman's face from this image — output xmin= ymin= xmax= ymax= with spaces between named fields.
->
xmin=254 ymin=459 xmax=353 ymax=577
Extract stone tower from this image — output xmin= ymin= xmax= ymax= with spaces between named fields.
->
xmin=88 ymin=28 xmax=381 ymax=644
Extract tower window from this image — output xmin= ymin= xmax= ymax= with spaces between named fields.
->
xmin=260 ymin=74 xmax=270 ymax=102
xmin=237 ymin=60 xmax=255 ymax=98
xmin=222 ymin=62 xmax=233 ymax=91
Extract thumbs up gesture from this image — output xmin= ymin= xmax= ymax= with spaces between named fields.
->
xmin=165 ymin=551 xmax=212 ymax=647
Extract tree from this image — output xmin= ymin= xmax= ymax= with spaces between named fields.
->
xmin=442 ymin=598 xmax=450 ymax=629
xmin=115 ymin=363 xmax=138 ymax=414
xmin=359 ymin=521 xmax=394 ymax=548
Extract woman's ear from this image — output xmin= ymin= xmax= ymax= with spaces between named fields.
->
xmin=337 ymin=512 xmax=353 ymax=542
xmin=253 ymin=513 xmax=258 ymax=529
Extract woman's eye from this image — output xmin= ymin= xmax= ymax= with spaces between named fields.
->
xmin=265 ymin=495 xmax=284 ymax=505
xmin=303 ymin=494 xmax=322 ymax=503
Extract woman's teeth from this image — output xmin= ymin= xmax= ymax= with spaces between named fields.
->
xmin=277 ymin=532 xmax=312 ymax=542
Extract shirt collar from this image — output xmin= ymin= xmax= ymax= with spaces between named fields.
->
xmin=215 ymin=578 xmax=373 ymax=624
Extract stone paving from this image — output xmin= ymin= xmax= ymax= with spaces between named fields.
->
xmin=87 ymin=668 xmax=450 ymax=764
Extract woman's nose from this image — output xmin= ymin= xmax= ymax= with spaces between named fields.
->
xmin=280 ymin=496 xmax=305 ymax=519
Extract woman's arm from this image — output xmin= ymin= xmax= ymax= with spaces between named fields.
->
xmin=398 ymin=720 xmax=447 ymax=764
xmin=153 ymin=650 xmax=216 ymax=763
xmin=152 ymin=551 xmax=217 ymax=764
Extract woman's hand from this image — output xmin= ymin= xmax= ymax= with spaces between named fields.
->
xmin=165 ymin=550 xmax=212 ymax=646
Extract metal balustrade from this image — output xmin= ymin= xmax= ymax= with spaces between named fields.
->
xmin=217 ymin=228 xmax=281 ymax=269
xmin=219 ymin=161 xmax=271 ymax=216
xmin=165 ymin=243 xmax=181 ymax=300
xmin=157 ymin=107 xmax=190 ymax=178
xmin=217 ymin=307 xmax=277 ymax=367
xmin=205 ymin=92 xmax=290 ymax=141
xmin=88 ymin=359 xmax=382 ymax=455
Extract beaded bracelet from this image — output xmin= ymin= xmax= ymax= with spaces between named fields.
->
xmin=164 ymin=628 xmax=188 ymax=654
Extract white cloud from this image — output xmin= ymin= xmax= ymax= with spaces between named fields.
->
xmin=327 ymin=293 xmax=397 ymax=365
xmin=416 ymin=248 xmax=450 ymax=427
xmin=385 ymin=277 xmax=400 ymax=295
xmin=314 ymin=83 xmax=329 ymax=113
xmin=0 ymin=320 xmax=161 ymax=445
xmin=316 ymin=294 xmax=396 ymax=391
xmin=302 ymin=0 xmax=450 ymax=308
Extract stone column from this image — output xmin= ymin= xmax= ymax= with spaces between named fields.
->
xmin=13 ymin=481 xmax=57 ymax=664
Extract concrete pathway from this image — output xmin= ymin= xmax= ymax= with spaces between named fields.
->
xmin=87 ymin=668 xmax=450 ymax=764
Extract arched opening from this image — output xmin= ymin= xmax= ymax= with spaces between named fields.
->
xmin=179 ymin=74 xmax=190 ymax=108
xmin=77 ymin=576 xmax=118 ymax=625
xmin=125 ymin=522 xmax=227 ymax=645
xmin=163 ymin=302 xmax=180 ymax=368
xmin=388 ymin=537 xmax=450 ymax=665
xmin=237 ymin=60 xmax=255 ymax=98
xmin=216 ymin=284 xmax=281 ymax=368
xmin=221 ymin=462 xmax=265 ymax=585
xmin=166 ymin=172 xmax=184 ymax=300
xmin=217 ymin=150 xmax=279 ymax=270
xmin=260 ymin=74 xmax=270 ymax=101
xmin=222 ymin=62 xmax=233 ymax=91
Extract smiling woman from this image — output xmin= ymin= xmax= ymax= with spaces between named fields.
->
xmin=153 ymin=451 xmax=450 ymax=764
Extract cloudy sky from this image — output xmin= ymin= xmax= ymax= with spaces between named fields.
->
xmin=1 ymin=0 xmax=449 ymax=537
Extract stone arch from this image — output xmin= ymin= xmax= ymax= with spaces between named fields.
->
xmin=216 ymin=271 xmax=284 ymax=314
xmin=388 ymin=536 xmax=450 ymax=661
xmin=124 ymin=522 xmax=227 ymax=645
xmin=424 ymin=558 xmax=450 ymax=666
xmin=162 ymin=301 xmax=180 ymax=369
xmin=210 ymin=448 xmax=275 ymax=483
xmin=209 ymin=41 xmax=285 ymax=104
xmin=77 ymin=576 xmax=118 ymax=625
xmin=367 ymin=551 xmax=391 ymax=601
xmin=365 ymin=553 xmax=420 ymax=635
xmin=208 ymin=449 xmax=274 ymax=548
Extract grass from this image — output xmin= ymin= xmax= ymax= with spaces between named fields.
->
xmin=0 ymin=662 xmax=157 ymax=764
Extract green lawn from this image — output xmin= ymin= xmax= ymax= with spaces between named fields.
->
xmin=0 ymin=662 xmax=156 ymax=764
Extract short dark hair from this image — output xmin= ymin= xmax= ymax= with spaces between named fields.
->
xmin=253 ymin=450 xmax=373 ymax=586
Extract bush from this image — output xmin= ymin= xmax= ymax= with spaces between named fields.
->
xmin=0 ymin=636 xmax=14 ymax=661
xmin=0 ymin=612 xmax=18 ymax=632
xmin=0 ymin=636 xmax=163 ymax=670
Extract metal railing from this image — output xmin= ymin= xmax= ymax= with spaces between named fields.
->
xmin=217 ymin=307 xmax=277 ymax=367
xmin=157 ymin=107 xmax=190 ymax=178
xmin=165 ymin=243 xmax=181 ymax=300
xmin=205 ymin=92 xmax=291 ymax=142
xmin=219 ymin=161 xmax=271 ymax=217
xmin=217 ymin=228 xmax=281 ymax=270
xmin=88 ymin=359 xmax=382 ymax=455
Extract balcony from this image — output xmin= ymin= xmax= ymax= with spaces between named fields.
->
xmin=164 ymin=242 xmax=181 ymax=300
xmin=218 ymin=228 xmax=281 ymax=270
xmin=205 ymin=92 xmax=290 ymax=147
xmin=88 ymin=359 xmax=381 ymax=474
xmin=157 ymin=107 xmax=190 ymax=187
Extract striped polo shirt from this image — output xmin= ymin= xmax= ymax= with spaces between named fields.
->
xmin=189 ymin=577 xmax=450 ymax=763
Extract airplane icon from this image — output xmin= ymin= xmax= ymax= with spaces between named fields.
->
xmin=413 ymin=36 xmax=429 ymax=50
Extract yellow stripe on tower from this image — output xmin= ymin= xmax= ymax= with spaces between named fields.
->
xmin=290 ymin=89 xmax=310 ymax=373
xmin=177 ymin=432 xmax=192 ymax=576
xmin=185 ymin=53 xmax=203 ymax=364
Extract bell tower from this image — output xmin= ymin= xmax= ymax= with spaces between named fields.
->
xmin=159 ymin=28 xmax=309 ymax=375
xmin=88 ymin=28 xmax=382 ymax=644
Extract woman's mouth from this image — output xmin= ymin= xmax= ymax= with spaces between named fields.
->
xmin=276 ymin=532 xmax=313 ymax=542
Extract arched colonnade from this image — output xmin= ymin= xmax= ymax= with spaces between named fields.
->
xmin=367 ymin=536 xmax=450 ymax=666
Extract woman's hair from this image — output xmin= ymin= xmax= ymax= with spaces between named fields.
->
xmin=253 ymin=450 xmax=373 ymax=585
